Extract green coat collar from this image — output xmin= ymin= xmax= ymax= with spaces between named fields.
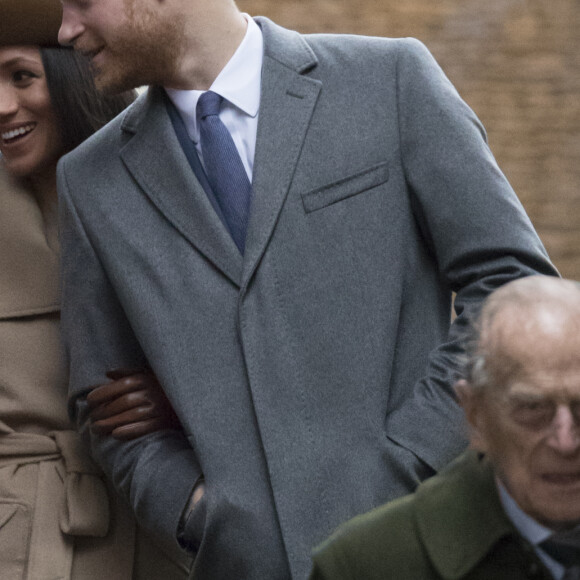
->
xmin=414 ymin=450 xmax=516 ymax=579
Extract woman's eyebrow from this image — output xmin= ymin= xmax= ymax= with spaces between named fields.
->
xmin=0 ymin=56 xmax=43 ymax=68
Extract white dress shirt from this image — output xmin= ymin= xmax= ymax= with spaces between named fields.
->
xmin=165 ymin=15 xmax=263 ymax=182
xmin=497 ymin=480 xmax=565 ymax=580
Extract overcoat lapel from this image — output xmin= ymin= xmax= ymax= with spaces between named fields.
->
xmin=120 ymin=87 xmax=243 ymax=287
xmin=120 ymin=20 xmax=320 ymax=291
xmin=241 ymin=18 xmax=321 ymax=290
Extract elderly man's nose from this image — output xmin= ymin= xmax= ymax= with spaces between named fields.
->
xmin=547 ymin=405 xmax=580 ymax=455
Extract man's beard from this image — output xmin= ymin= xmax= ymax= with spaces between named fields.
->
xmin=93 ymin=9 xmax=184 ymax=94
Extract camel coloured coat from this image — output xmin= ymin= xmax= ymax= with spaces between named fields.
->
xmin=0 ymin=168 xmax=189 ymax=579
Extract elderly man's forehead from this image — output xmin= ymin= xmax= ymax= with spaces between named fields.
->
xmin=481 ymin=279 xmax=580 ymax=342
xmin=488 ymin=300 xmax=579 ymax=336
xmin=475 ymin=281 xmax=580 ymax=388
xmin=485 ymin=305 xmax=580 ymax=357
xmin=507 ymin=374 xmax=580 ymax=396
xmin=482 ymin=277 xmax=580 ymax=315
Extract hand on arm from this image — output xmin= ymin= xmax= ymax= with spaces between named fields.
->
xmin=89 ymin=369 xmax=207 ymax=514
xmin=87 ymin=368 xmax=182 ymax=440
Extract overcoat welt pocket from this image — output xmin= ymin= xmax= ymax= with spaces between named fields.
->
xmin=0 ymin=501 xmax=32 ymax=579
xmin=301 ymin=161 xmax=389 ymax=213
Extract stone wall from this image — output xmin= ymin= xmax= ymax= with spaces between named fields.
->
xmin=242 ymin=0 xmax=580 ymax=279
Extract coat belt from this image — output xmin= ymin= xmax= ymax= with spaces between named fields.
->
xmin=0 ymin=429 xmax=109 ymax=537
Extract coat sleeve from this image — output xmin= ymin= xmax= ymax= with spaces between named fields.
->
xmin=57 ymin=158 xmax=202 ymax=552
xmin=384 ymin=38 xmax=559 ymax=470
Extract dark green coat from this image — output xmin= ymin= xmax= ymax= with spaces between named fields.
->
xmin=310 ymin=451 xmax=554 ymax=580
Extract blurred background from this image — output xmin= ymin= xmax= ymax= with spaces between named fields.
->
xmin=242 ymin=0 xmax=580 ymax=280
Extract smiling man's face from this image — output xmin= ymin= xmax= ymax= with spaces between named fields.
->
xmin=59 ymin=0 xmax=184 ymax=94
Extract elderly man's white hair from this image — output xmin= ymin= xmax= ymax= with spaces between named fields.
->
xmin=465 ymin=275 xmax=580 ymax=392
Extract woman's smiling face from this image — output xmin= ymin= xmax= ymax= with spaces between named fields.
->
xmin=0 ymin=45 xmax=63 ymax=180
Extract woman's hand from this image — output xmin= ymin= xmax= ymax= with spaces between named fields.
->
xmin=87 ymin=369 xmax=181 ymax=441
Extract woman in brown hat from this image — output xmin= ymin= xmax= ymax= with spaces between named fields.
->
xmin=0 ymin=1 xmax=190 ymax=578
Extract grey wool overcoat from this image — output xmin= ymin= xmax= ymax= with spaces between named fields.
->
xmin=57 ymin=17 xmax=557 ymax=580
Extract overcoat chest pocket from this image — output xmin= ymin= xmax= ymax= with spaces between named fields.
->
xmin=301 ymin=161 xmax=389 ymax=213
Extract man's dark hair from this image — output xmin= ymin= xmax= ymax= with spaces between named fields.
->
xmin=40 ymin=46 xmax=137 ymax=154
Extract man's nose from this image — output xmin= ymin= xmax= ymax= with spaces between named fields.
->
xmin=547 ymin=405 xmax=580 ymax=455
xmin=58 ymin=6 xmax=84 ymax=46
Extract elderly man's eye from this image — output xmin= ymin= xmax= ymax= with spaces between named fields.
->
xmin=510 ymin=400 xmax=554 ymax=428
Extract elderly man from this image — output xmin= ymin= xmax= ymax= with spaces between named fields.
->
xmin=310 ymin=275 xmax=580 ymax=580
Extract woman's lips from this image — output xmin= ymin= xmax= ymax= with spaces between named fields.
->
xmin=1 ymin=123 xmax=36 ymax=145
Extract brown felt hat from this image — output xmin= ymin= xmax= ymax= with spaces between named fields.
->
xmin=0 ymin=0 xmax=63 ymax=47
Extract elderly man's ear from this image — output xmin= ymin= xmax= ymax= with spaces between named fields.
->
xmin=454 ymin=379 xmax=488 ymax=453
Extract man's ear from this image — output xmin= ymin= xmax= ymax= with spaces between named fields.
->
xmin=454 ymin=379 xmax=488 ymax=453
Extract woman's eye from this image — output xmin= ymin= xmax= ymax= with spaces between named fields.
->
xmin=12 ymin=70 xmax=38 ymax=83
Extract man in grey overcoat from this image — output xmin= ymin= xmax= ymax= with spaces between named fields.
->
xmin=56 ymin=0 xmax=558 ymax=578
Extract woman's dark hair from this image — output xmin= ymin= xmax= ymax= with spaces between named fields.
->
xmin=40 ymin=46 xmax=137 ymax=154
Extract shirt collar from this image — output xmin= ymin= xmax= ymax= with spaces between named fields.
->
xmin=165 ymin=15 xmax=263 ymax=140
xmin=496 ymin=479 xmax=552 ymax=546
xmin=211 ymin=14 xmax=262 ymax=118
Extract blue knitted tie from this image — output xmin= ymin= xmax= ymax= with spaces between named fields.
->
xmin=197 ymin=91 xmax=252 ymax=253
